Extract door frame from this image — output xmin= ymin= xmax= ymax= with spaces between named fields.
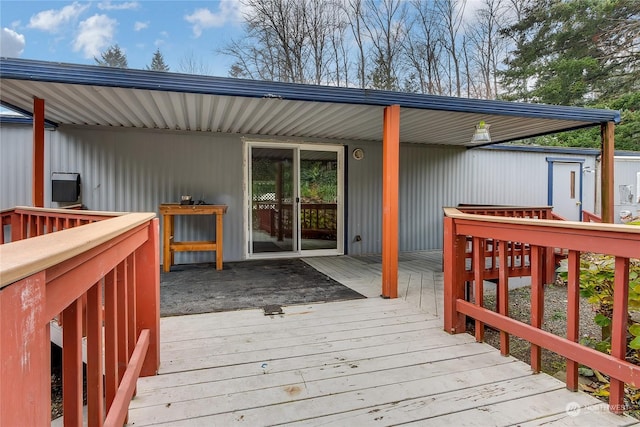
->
xmin=546 ymin=157 xmax=585 ymax=220
xmin=243 ymin=140 xmax=345 ymax=259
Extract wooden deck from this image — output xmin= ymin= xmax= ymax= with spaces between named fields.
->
xmin=128 ymin=295 xmax=636 ymax=425
xmin=305 ymin=251 xmax=444 ymax=315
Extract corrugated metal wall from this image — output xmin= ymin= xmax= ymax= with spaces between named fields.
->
xmin=346 ymin=143 xmax=598 ymax=254
xmin=1 ymin=122 xmax=603 ymax=260
xmin=0 ymin=123 xmax=42 ymax=208
xmin=48 ymin=126 xmax=246 ymax=263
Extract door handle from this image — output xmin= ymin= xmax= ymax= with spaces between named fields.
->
xmin=576 ymin=201 xmax=582 ymax=206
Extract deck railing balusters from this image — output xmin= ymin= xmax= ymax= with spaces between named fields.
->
xmin=0 ymin=208 xmax=159 ymax=425
xmin=444 ymin=207 xmax=640 ymax=415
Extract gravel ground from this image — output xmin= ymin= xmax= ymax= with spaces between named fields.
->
xmin=473 ymin=283 xmax=640 ymax=418
xmin=477 ymin=283 xmax=600 ymax=373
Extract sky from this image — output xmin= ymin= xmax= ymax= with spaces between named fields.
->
xmin=0 ymin=1 xmax=247 ymax=76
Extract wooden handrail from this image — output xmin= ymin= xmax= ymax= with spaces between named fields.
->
xmin=0 ymin=212 xmax=155 ymax=288
xmin=443 ymin=207 xmax=639 ymax=414
xmin=582 ymin=209 xmax=602 ymax=223
xmin=443 ymin=207 xmax=639 ymax=236
xmin=0 ymin=209 xmax=159 ymax=426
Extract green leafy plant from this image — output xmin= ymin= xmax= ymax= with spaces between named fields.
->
xmin=558 ymin=254 xmax=640 ymax=363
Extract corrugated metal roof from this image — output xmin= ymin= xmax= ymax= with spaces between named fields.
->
xmin=0 ymin=57 xmax=621 ymax=147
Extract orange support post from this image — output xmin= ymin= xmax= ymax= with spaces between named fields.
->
xmin=135 ymin=219 xmax=160 ymax=377
xmin=33 ymin=97 xmax=45 ymax=207
xmin=381 ymin=105 xmax=400 ymax=299
xmin=601 ymin=122 xmax=615 ymax=224
xmin=0 ymin=273 xmax=50 ymax=427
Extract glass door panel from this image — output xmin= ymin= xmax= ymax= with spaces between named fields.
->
xmin=300 ymin=150 xmax=338 ymax=251
xmin=251 ymin=147 xmax=295 ymax=253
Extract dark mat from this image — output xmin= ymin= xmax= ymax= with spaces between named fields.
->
xmin=160 ymin=259 xmax=366 ymax=317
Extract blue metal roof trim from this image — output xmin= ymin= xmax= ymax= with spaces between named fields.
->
xmin=0 ymin=115 xmax=57 ymax=128
xmin=481 ymin=144 xmax=600 ymax=155
xmin=0 ymin=100 xmax=59 ymax=127
xmin=0 ymin=57 xmax=621 ymax=124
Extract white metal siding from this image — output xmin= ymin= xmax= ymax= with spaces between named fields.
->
xmin=48 ymin=126 xmax=245 ymax=263
xmin=0 ymin=124 xmax=41 ymax=209
xmin=614 ymin=157 xmax=640 ymax=222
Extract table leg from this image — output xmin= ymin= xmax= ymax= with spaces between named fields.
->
xmin=216 ymin=213 xmax=223 ymax=270
xmin=162 ymin=214 xmax=171 ymax=273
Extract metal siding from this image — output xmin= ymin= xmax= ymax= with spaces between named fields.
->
xmin=614 ymin=157 xmax=640 ymax=222
xmin=48 ymin=126 xmax=245 ymax=263
xmin=0 ymin=124 xmax=36 ymax=209
xmin=346 ymin=140 xmax=383 ymax=255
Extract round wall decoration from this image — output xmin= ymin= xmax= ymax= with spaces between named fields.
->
xmin=352 ymin=148 xmax=365 ymax=160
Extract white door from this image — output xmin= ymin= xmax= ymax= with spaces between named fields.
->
xmin=552 ymin=162 xmax=582 ymax=220
xmin=246 ymin=143 xmax=344 ymax=258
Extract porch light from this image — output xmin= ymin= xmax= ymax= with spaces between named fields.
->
xmin=471 ymin=121 xmax=491 ymax=144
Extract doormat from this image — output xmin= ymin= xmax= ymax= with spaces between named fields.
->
xmin=160 ymin=259 xmax=366 ymax=317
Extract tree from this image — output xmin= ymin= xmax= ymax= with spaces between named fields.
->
xmin=94 ymin=44 xmax=128 ymax=68
xmin=223 ymin=0 xmax=348 ymax=85
xmin=147 ymin=48 xmax=169 ymax=72
xmin=177 ymin=51 xmax=211 ymax=75
xmin=403 ymin=0 xmax=445 ymax=95
xmin=364 ymin=0 xmax=408 ymax=91
xmin=436 ymin=0 xmax=467 ymax=97
xmin=500 ymin=0 xmax=640 ymax=105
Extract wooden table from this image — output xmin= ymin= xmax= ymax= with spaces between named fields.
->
xmin=160 ymin=204 xmax=228 ymax=272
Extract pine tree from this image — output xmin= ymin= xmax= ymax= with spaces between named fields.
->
xmin=94 ymin=44 xmax=128 ymax=68
xmin=147 ymin=49 xmax=170 ymax=72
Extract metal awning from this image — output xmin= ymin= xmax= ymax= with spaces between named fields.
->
xmin=0 ymin=57 xmax=621 ymax=147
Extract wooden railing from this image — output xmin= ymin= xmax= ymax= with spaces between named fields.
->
xmin=0 ymin=208 xmax=160 ymax=426
xmin=583 ymin=209 xmax=603 ymax=223
xmin=443 ymin=207 xmax=640 ymax=414
xmin=456 ymin=206 xmax=556 ymax=284
xmin=1 ymin=206 xmax=123 ymax=244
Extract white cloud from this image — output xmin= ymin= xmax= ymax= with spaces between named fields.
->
xmin=28 ymin=2 xmax=90 ymax=33
xmin=134 ymin=21 xmax=149 ymax=31
xmin=0 ymin=27 xmax=26 ymax=57
xmin=184 ymin=0 xmax=244 ymax=38
xmin=73 ymin=14 xmax=117 ymax=58
xmin=98 ymin=1 xmax=140 ymax=11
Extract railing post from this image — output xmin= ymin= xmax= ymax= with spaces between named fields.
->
xmin=62 ymin=298 xmax=83 ymax=427
xmin=530 ymin=245 xmax=544 ymax=373
xmin=135 ymin=218 xmax=160 ymax=377
xmin=566 ymin=250 xmax=581 ymax=390
xmin=610 ymin=256 xmax=630 ymax=414
xmin=0 ymin=273 xmax=50 ymax=427
xmin=443 ymin=216 xmax=465 ymax=333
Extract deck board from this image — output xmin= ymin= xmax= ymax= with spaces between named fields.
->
xmin=128 ymin=298 xmax=633 ymax=426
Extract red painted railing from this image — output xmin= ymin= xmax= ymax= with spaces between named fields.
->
xmin=583 ymin=209 xmax=603 ymax=223
xmin=444 ymin=207 xmax=640 ymax=414
xmin=0 ymin=208 xmax=160 ymax=426
xmin=1 ymin=206 xmax=122 ymax=244
xmin=457 ymin=206 xmax=557 ymax=284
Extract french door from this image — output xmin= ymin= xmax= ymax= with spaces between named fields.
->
xmin=247 ymin=143 xmax=343 ymax=258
